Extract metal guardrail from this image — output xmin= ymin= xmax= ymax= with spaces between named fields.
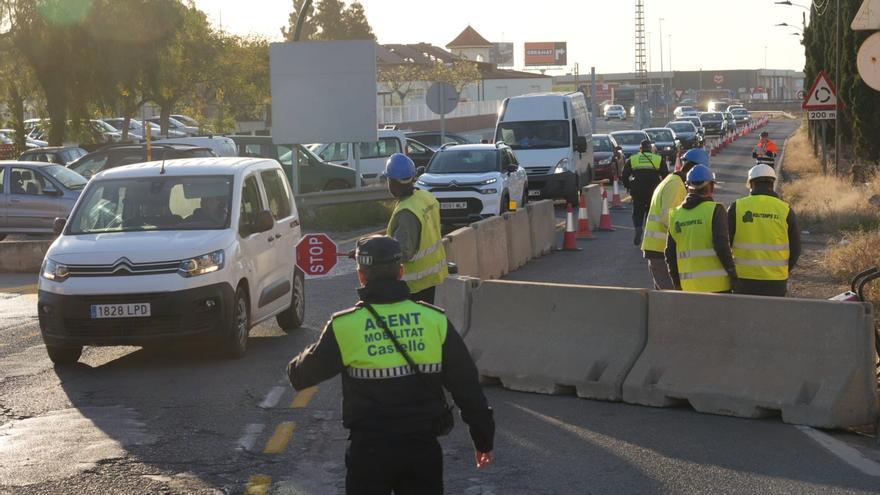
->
xmin=295 ymin=185 xmax=393 ymax=209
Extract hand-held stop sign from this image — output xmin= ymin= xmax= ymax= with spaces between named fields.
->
xmin=296 ymin=234 xmax=338 ymax=278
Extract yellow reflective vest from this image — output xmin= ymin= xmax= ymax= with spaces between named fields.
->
xmin=388 ymin=190 xmax=448 ymax=294
xmin=732 ymin=195 xmax=791 ymax=281
xmin=641 ymin=174 xmax=686 ymax=253
xmin=629 ymin=152 xmax=663 ymax=171
xmin=332 ymin=300 xmax=447 ymax=379
xmin=669 ymin=201 xmax=732 ymax=293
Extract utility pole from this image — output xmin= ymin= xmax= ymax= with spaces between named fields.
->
xmin=659 ymin=18 xmax=667 ymax=120
xmin=834 ymin=0 xmax=840 ymax=175
xmin=634 ymin=0 xmax=648 ymax=129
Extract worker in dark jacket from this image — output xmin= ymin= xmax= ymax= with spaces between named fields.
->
xmin=622 ymin=139 xmax=668 ymax=245
xmin=728 ymin=164 xmax=801 ymax=297
xmin=288 ymin=235 xmax=494 ymax=495
xmin=665 ymin=165 xmax=737 ymax=293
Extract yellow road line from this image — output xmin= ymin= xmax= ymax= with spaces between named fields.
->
xmin=263 ymin=421 xmax=296 ymax=454
xmin=290 ymin=386 xmax=318 ymax=408
xmin=0 ymin=284 xmax=37 ymax=294
xmin=244 ymin=474 xmax=272 ymax=495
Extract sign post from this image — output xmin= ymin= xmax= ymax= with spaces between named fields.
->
xmin=803 ymin=70 xmax=840 ymax=175
xmin=426 ymin=82 xmax=459 ymax=145
xmin=296 ymin=234 xmax=339 ymax=279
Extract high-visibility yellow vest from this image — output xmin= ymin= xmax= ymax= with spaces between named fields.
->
xmin=641 ymin=174 xmax=686 ymax=253
xmin=629 ymin=152 xmax=663 ymax=171
xmin=669 ymin=201 xmax=731 ymax=293
xmin=332 ymin=301 xmax=447 ymax=379
xmin=388 ymin=190 xmax=448 ymax=294
xmin=732 ymin=195 xmax=791 ymax=281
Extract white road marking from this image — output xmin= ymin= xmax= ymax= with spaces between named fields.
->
xmin=258 ymin=386 xmax=287 ymax=409
xmin=236 ymin=423 xmax=265 ymax=452
xmin=796 ymin=426 xmax=880 ymax=477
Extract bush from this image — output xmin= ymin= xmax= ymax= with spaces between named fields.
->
xmin=300 ymin=200 xmax=394 ymax=232
xmin=826 ymin=231 xmax=880 ymax=322
xmin=784 ymin=175 xmax=880 ymax=233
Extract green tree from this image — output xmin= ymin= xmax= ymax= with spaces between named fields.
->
xmin=209 ymin=34 xmax=271 ymax=133
xmin=342 ymin=2 xmax=374 ymax=40
xmin=379 ymin=64 xmax=424 ymax=105
xmin=0 ymin=39 xmax=38 ymax=153
xmin=282 ymin=0 xmax=316 ymax=40
xmin=285 ymin=0 xmax=375 ymax=41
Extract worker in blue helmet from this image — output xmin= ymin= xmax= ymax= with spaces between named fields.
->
xmin=665 ymin=164 xmax=737 ymax=293
xmin=640 ymin=148 xmax=709 ymax=289
xmin=383 ymin=153 xmax=448 ymax=303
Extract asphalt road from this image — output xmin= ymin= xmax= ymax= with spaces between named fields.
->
xmin=2 ymin=119 xmax=880 ymax=494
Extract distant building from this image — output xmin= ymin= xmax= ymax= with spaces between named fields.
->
xmin=446 ymin=25 xmax=494 ymax=63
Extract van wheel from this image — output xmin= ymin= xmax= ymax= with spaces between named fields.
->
xmin=324 ymin=179 xmax=351 ymax=191
xmin=46 ymin=345 xmax=82 ymax=365
xmin=277 ymin=269 xmax=305 ymax=331
xmin=222 ymin=287 xmax=250 ymax=358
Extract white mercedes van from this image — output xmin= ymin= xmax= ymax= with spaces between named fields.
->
xmin=494 ymin=93 xmax=593 ymax=205
xmin=38 ymin=157 xmax=305 ymax=364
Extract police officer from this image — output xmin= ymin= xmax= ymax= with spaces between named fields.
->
xmin=288 ymin=236 xmax=494 ymax=494
xmin=641 ymin=148 xmax=707 ymax=289
xmin=727 ymin=164 xmax=801 ymax=297
xmin=622 ymin=139 xmax=668 ymax=245
xmin=665 ymin=165 xmax=737 ymax=293
xmin=385 ymin=153 xmax=448 ymax=304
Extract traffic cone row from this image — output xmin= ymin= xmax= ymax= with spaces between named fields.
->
xmin=597 ymin=194 xmax=615 ymax=232
xmin=611 ymin=179 xmax=623 ymax=209
xmin=576 ymin=192 xmax=593 ymax=239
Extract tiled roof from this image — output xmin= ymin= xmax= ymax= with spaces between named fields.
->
xmin=446 ymin=25 xmax=493 ymax=48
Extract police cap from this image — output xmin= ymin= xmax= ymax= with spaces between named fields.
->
xmin=356 ymin=235 xmax=402 ymax=267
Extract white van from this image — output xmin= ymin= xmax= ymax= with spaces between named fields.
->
xmin=494 ymin=93 xmax=593 ymax=205
xmin=38 ymin=157 xmax=305 ymax=364
xmin=310 ymin=129 xmax=435 ymax=183
xmin=153 ymin=136 xmax=238 ymax=157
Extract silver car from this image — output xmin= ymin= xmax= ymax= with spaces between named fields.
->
xmin=0 ymin=161 xmax=87 ymax=241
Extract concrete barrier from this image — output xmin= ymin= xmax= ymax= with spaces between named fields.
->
xmin=526 ymin=200 xmax=555 ymax=258
xmin=434 ymin=276 xmax=480 ymax=337
xmin=465 ymin=280 xmax=648 ymax=401
xmin=0 ymin=241 xmax=52 ymax=273
xmin=443 ymin=227 xmax=479 ymax=278
xmin=471 ymin=216 xmax=509 ymax=279
xmin=584 ymin=184 xmax=602 ymax=230
xmin=503 ymin=209 xmax=531 ymax=270
xmin=623 ymin=291 xmax=879 ymax=428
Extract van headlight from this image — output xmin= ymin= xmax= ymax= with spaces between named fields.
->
xmin=598 ymin=158 xmax=612 ymax=165
xmin=41 ymin=258 xmax=70 ymax=282
xmin=179 ymin=250 xmax=225 ymax=278
xmin=554 ymin=158 xmax=569 ymax=174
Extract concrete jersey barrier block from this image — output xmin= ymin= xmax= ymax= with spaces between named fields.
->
xmin=471 ymin=216 xmax=509 ymax=280
xmin=622 ymin=291 xmax=879 ymax=428
xmin=434 ymin=276 xmax=480 ymax=338
xmin=443 ymin=227 xmax=479 ymax=278
xmin=0 ymin=241 xmax=53 ymax=273
xmin=465 ymin=280 xmax=648 ymax=401
xmin=584 ymin=184 xmax=602 ymax=230
xmin=503 ymin=209 xmax=531 ymax=270
xmin=526 ymin=200 xmax=555 ymax=258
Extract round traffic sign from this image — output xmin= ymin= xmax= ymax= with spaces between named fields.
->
xmin=857 ymin=32 xmax=880 ymax=91
xmin=426 ymin=82 xmax=459 ymax=115
xmin=296 ymin=234 xmax=338 ymax=278
xmin=796 ymin=89 xmax=805 ymax=100
xmin=713 ymin=74 xmax=725 ymax=85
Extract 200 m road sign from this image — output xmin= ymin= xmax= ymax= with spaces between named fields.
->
xmin=808 ymin=110 xmax=837 ymax=120
xmin=296 ymin=233 xmax=338 ymax=278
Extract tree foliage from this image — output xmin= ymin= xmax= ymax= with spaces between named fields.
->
xmin=379 ymin=61 xmax=481 ymax=105
xmin=283 ymin=0 xmax=374 ymax=41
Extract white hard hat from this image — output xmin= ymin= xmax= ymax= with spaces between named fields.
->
xmin=748 ymin=164 xmax=777 ymax=182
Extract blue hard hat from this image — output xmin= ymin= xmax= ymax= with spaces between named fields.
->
xmin=686 ymin=164 xmax=715 ymax=185
xmin=681 ymin=148 xmax=710 ymax=167
xmin=383 ymin=153 xmax=416 ymax=181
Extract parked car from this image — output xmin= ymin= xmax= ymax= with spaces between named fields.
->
xmin=20 ymin=146 xmax=87 ymax=166
xmin=1 ymin=128 xmax=47 ymax=149
xmin=665 ymin=121 xmax=703 ymax=149
xmin=26 ymin=119 xmax=122 ymax=149
xmin=731 ymin=107 xmax=751 ymax=126
xmin=698 ymin=112 xmax=726 ymax=136
xmin=0 ymin=161 xmax=87 ymax=241
xmin=416 ymin=143 xmax=527 ymax=225
xmin=145 ymin=116 xmax=198 ymax=136
xmin=495 ymin=92 xmax=593 ymax=205
xmin=153 ymin=136 xmax=238 ymax=157
xmin=68 ymin=143 xmax=216 ymax=180
xmin=38 ymin=157 xmax=305 ymax=364
xmin=604 ymin=104 xmax=627 ymax=121
xmin=673 ymin=106 xmax=699 ymax=119
xmin=0 ymin=133 xmax=14 ymax=159
xmin=609 ymin=130 xmax=650 ymax=160
xmin=642 ymin=128 xmax=679 ymax=168
xmin=311 ymin=129 xmax=434 ymax=183
xmin=404 ymin=131 xmax=471 ymax=151
xmin=591 ymin=134 xmax=625 ymax=181
xmin=102 ymin=118 xmax=187 ymax=141
xmin=230 ymin=135 xmax=361 ymax=192
xmin=170 ymin=114 xmax=208 ymax=133
xmin=723 ymin=112 xmax=737 ymax=133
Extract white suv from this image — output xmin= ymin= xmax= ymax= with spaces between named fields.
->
xmin=38 ymin=157 xmax=305 ymax=364
xmin=415 ymin=143 xmax=528 ymax=225
xmin=604 ymin=105 xmax=627 ymax=121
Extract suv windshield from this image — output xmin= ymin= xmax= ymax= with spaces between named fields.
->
xmin=592 ymin=136 xmax=614 ymax=151
xmin=44 ymin=165 xmax=87 ymax=189
xmin=496 ymin=121 xmax=570 ymax=150
xmin=668 ymin=122 xmax=695 ymax=133
xmin=645 ymin=129 xmax=674 ymax=142
xmin=69 ymin=175 xmax=233 ymax=234
xmin=611 ymin=133 xmax=646 ymax=145
xmin=427 ymin=150 xmax=499 ymax=174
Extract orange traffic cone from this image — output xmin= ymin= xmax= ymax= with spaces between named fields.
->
xmin=576 ymin=193 xmax=593 ymax=239
xmin=562 ymin=204 xmax=581 ymax=251
xmin=597 ymin=196 xmax=615 ymax=231
xmin=611 ymin=178 xmax=623 ymax=209
xmin=600 ymin=181 xmax=608 ymax=200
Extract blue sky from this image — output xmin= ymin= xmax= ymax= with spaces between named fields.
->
xmin=193 ymin=0 xmax=808 ymax=73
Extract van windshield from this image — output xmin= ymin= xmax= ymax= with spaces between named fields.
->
xmin=496 ymin=121 xmax=570 ymax=150
xmin=68 ymin=175 xmax=233 ymax=234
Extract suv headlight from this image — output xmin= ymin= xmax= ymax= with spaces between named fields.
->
xmin=479 ymin=177 xmax=498 ymax=194
xmin=554 ymin=158 xmax=569 ymax=174
xmin=179 ymin=250 xmax=225 ymax=278
xmin=41 ymin=258 xmax=70 ymax=282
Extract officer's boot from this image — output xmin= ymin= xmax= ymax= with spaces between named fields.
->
xmin=633 ymin=226 xmax=644 ymax=246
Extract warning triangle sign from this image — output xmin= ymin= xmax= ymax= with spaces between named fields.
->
xmin=803 ymin=70 xmax=838 ymax=110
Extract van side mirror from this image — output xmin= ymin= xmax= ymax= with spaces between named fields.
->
xmin=575 ymin=136 xmax=588 ymax=153
xmin=255 ymin=210 xmax=275 ymax=233
xmin=53 ymin=217 xmax=66 ymax=235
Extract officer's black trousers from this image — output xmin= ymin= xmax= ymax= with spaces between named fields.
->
xmin=631 ymin=193 xmax=650 ymax=230
xmin=346 ymin=433 xmax=443 ymax=495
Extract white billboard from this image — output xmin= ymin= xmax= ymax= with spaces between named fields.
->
xmin=270 ymin=40 xmax=378 ymax=144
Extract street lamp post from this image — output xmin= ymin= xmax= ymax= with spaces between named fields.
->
xmin=660 ymin=18 xmax=668 ymax=119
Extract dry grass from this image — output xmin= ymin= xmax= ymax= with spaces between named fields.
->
xmin=826 ymin=231 xmax=880 ymax=318
xmin=781 ymin=123 xmax=823 ymax=177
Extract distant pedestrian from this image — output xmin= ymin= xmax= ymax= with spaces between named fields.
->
xmin=727 ymin=164 xmax=801 ymax=297
xmin=665 ymin=165 xmax=737 ymax=293
xmin=641 ymin=149 xmax=706 ymax=289
xmin=622 ymin=139 xmax=667 ymax=245
xmin=752 ymin=131 xmax=778 ymax=168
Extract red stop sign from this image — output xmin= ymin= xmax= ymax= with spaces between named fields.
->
xmin=296 ymin=234 xmax=338 ymax=278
